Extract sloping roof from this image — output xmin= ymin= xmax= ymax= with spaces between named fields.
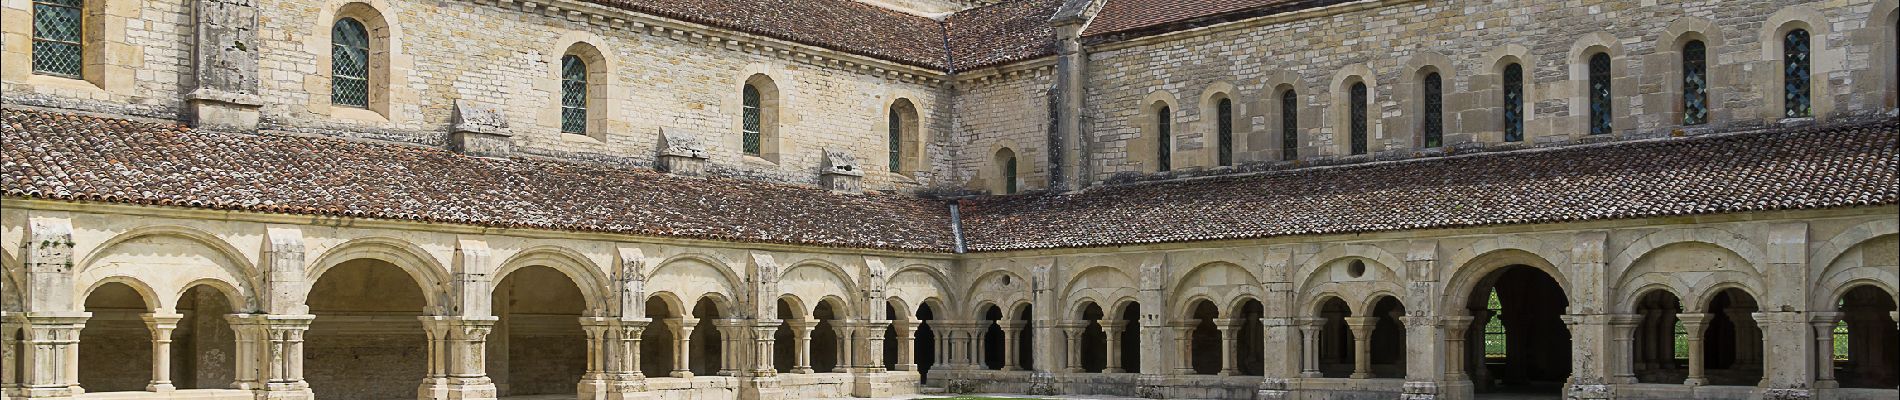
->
xmin=591 ymin=0 xmax=953 ymax=69
xmin=0 ymin=108 xmax=959 ymax=252
xmin=957 ymin=120 xmax=1900 ymax=251
xmin=1080 ymin=0 xmax=1352 ymax=41
xmin=946 ymin=0 xmax=1066 ymax=70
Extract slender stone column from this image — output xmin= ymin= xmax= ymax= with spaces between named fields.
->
xmin=1677 ymin=313 xmax=1711 ymax=386
xmin=832 ymin=321 xmax=854 ymax=373
xmin=141 ymin=313 xmax=184 ymax=392
xmin=891 ymin=320 xmax=915 ymax=371
xmin=750 ymin=321 xmax=780 ymax=376
xmin=998 ymin=320 xmax=1022 ymax=371
xmin=864 ymin=319 xmax=891 ymax=372
xmin=668 ymin=318 xmax=696 ymax=378
xmin=1059 ymin=321 xmax=1086 ymax=373
xmin=1214 ymin=318 xmax=1241 ymax=376
xmin=1296 ymin=318 xmax=1323 ymax=378
xmin=579 ymin=317 xmax=613 ymax=396
xmin=1810 ymin=312 xmax=1841 ymax=389
xmin=609 ymin=319 xmax=651 ymax=397
xmin=1344 ymin=316 xmax=1378 ymax=379
xmin=1468 ymin=310 xmax=1493 ymax=389
xmin=975 ymin=323 xmax=991 ymax=369
xmin=1100 ymin=320 xmax=1127 ymax=373
xmin=1442 ymin=316 xmax=1474 ymax=381
xmin=2 ymin=314 xmax=20 ymax=394
xmin=1173 ymin=322 xmax=1198 ymax=375
xmin=1606 ymin=314 xmax=1641 ymax=384
xmin=228 ymin=314 xmax=315 ymax=398
xmin=714 ymin=319 xmax=748 ymax=376
xmin=789 ymin=320 xmax=816 ymax=374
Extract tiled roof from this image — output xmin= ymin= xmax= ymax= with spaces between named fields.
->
xmin=957 ymin=120 xmax=1900 ymax=251
xmin=1080 ymin=0 xmax=1350 ymax=40
xmin=589 ymin=0 xmax=952 ymax=69
xmin=946 ymin=0 xmax=1066 ymax=70
xmin=0 ymin=108 xmax=958 ymax=252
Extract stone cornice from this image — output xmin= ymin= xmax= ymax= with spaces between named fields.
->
xmin=1083 ymin=0 xmax=1421 ymax=54
xmin=952 ymin=56 xmax=1058 ymax=84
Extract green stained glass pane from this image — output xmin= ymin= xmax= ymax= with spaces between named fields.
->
xmin=31 ymin=0 xmax=84 ymax=77
xmin=742 ymin=85 xmax=762 ymax=155
xmin=1784 ymin=29 xmax=1812 ymax=118
xmin=560 ymin=55 xmax=587 ymax=134
xmin=330 ymin=18 xmax=370 ymax=108
xmin=1423 ymin=73 xmax=1443 ymax=148
xmin=889 ymin=109 xmax=902 ymax=171
xmin=1004 ymin=156 xmax=1018 ymax=194
xmin=1832 ymin=321 xmax=1848 ymax=361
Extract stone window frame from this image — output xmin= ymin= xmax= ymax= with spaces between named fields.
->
xmin=1327 ymin=64 xmax=1378 ymax=157
xmin=1480 ymin=45 xmax=1536 ymax=144
xmin=28 ymin=0 xmax=85 ymax=79
xmin=1879 ymin=0 xmax=1899 ymax=111
xmin=1132 ymin=91 xmax=1180 ymax=174
xmin=1260 ymin=71 xmax=1303 ymax=162
xmin=1399 ymin=52 xmax=1454 ymax=150
xmin=1759 ymin=6 xmax=1833 ymax=122
xmin=738 ymin=73 xmax=783 ymax=164
xmin=1660 ymin=18 xmax=1722 ymax=128
xmin=551 ymin=41 xmax=612 ymax=141
xmin=4 ymin=0 xmax=132 ymax=95
xmin=1196 ymin=82 xmax=1241 ymax=169
xmin=310 ymin=1 xmax=406 ymax=123
xmin=992 ymin=146 xmax=1019 ymax=194
xmin=1567 ymin=32 xmax=1628 ymax=138
xmin=886 ymin=97 xmax=924 ymax=177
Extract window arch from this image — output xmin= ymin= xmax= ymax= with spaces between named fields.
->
xmin=1783 ymin=29 xmax=1811 ymax=118
xmin=740 ymin=74 xmax=781 ymax=161
xmin=888 ymin=99 xmax=921 ymax=175
xmin=1156 ymin=104 xmax=1173 ymax=172
xmin=1502 ymin=63 xmax=1525 ymax=142
xmin=1216 ymin=97 xmax=1234 ymax=167
xmin=994 ymin=148 xmax=1019 ymax=194
xmin=1349 ymin=82 xmax=1369 ymax=155
xmin=559 ymin=55 xmax=587 ymax=134
xmin=331 ymin=17 xmax=371 ymax=108
xmin=1421 ymin=72 xmax=1444 ymax=148
xmin=1682 ymin=40 xmax=1710 ymax=125
xmin=1588 ymin=52 xmax=1613 ymax=135
xmin=30 ymin=0 xmax=84 ymax=78
xmin=1280 ymin=89 xmax=1299 ymax=160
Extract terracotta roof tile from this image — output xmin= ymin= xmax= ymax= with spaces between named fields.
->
xmin=957 ymin=120 xmax=1900 ymax=251
xmin=588 ymin=0 xmax=952 ymax=69
xmin=0 ymin=108 xmax=958 ymax=252
xmin=946 ymin=0 xmax=1065 ymax=70
xmin=1081 ymin=0 xmax=1349 ymax=40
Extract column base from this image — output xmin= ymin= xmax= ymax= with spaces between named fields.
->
xmin=1683 ymin=377 xmax=1707 ymax=386
xmin=257 ymin=382 xmax=315 ymax=400
xmin=670 ymin=371 xmax=694 ymax=379
xmin=1760 ymin=388 xmax=1814 ymax=400
xmin=1104 ymin=368 xmax=1125 ymax=373
xmin=1566 ymin=383 xmax=1615 ymax=400
xmin=419 ymin=378 xmax=497 ymax=400
xmin=791 ymin=368 xmax=813 ymax=374
xmin=146 ymin=383 xmax=176 ymax=392
xmin=1218 ymin=370 xmax=1236 ymax=376
xmin=1350 ymin=372 xmax=1373 ymax=379
xmin=1399 ymin=381 xmax=1439 ymax=400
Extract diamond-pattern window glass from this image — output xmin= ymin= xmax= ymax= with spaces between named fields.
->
xmin=1484 ymin=289 xmax=1506 ymax=359
xmin=1682 ymin=41 xmax=1710 ymax=125
xmin=32 ymin=0 xmax=84 ymax=78
xmin=331 ymin=18 xmax=371 ymax=108
xmin=1156 ymin=106 xmax=1172 ymax=172
xmin=1832 ymin=320 xmax=1849 ymax=361
xmin=1589 ymin=53 xmax=1613 ymax=135
xmin=1003 ymin=155 xmax=1018 ymax=194
xmin=889 ymin=108 xmax=902 ymax=172
xmin=1281 ymin=90 xmax=1299 ymax=160
xmin=1350 ymin=82 xmax=1368 ymax=155
xmin=560 ymin=55 xmax=587 ymax=134
xmin=1503 ymin=63 xmax=1524 ymax=142
xmin=1784 ymin=29 xmax=1812 ymax=118
xmin=742 ymin=84 xmax=762 ymax=156
xmin=1216 ymin=98 xmax=1234 ymax=167
xmin=1423 ymin=72 xmax=1443 ymax=148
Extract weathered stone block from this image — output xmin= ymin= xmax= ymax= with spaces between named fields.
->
xmin=450 ymin=100 xmax=513 ymax=158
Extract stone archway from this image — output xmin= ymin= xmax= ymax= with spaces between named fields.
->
xmin=1463 ymin=265 xmax=1570 ymax=395
xmin=78 ymin=281 xmax=153 ymax=393
xmin=171 ymin=284 xmax=237 ymax=390
xmin=1833 ymin=285 xmax=1898 ymax=389
xmin=304 ymin=258 xmax=431 ymax=400
xmin=489 ymin=265 xmax=587 ymax=396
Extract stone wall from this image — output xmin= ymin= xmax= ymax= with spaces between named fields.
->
xmin=948 ymin=66 xmax=1057 ymax=193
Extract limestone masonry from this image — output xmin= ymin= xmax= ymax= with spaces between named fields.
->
xmin=1 ymin=0 xmax=1896 ymax=399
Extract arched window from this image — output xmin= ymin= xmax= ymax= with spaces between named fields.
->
xmin=1783 ymin=29 xmax=1811 ymax=118
xmin=1004 ymin=156 xmax=1018 ymax=194
xmin=889 ymin=108 xmax=903 ymax=171
xmin=1422 ymin=72 xmax=1443 ymax=148
xmin=742 ymin=84 xmax=763 ymax=156
xmin=559 ymin=55 xmax=587 ymax=134
xmin=1156 ymin=106 xmax=1172 ymax=172
xmin=1349 ymin=82 xmax=1368 ymax=155
xmin=1502 ymin=63 xmax=1524 ymax=142
xmin=888 ymin=99 xmax=920 ymax=174
xmin=30 ymin=0 xmax=84 ymax=77
xmin=1682 ymin=40 xmax=1709 ymax=125
xmin=331 ymin=17 xmax=371 ymax=108
xmin=1588 ymin=53 xmax=1613 ymax=135
xmin=1280 ymin=89 xmax=1299 ymax=160
xmin=994 ymin=148 xmax=1019 ymax=194
xmin=1216 ymin=98 xmax=1234 ymax=167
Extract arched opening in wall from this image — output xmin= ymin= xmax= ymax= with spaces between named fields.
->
xmin=640 ymin=297 xmax=676 ymax=378
xmin=1154 ymin=102 xmax=1174 ymax=172
xmin=172 ymin=284 xmax=236 ymax=390
xmin=1214 ymin=96 xmax=1235 ymax=167
xmin=1367 ymin=296 xmax=1406 ymax=378
xmin=740 ymin=74 xmax=781 ymax=162
xmin=1188 ymin=299 xmax=1221 ymax=375
xmin=1015 ymin=305 xmax=1036 ymax=371
xmin=1698 ymin=289 xmax=1762 ymax=386
xmin=78 ymin=281 xmax=153 ymax=392
xmin=883 ymin=303 xmax=900 ymax=371
xmin=306 ymin=259 xmax=429 ymax=400
xmin=1347 ymin=81 xmax=1370 ymax=155
xmin=1278 ymin=87 xmax=1301 ymax=160
xmin=1078 ymin=302 xmax=1107 ymax=373
xmin=1631 ymin=290 xmax=1685 ymax=383
xmin=774 ymin=297 xmax=799 ymax=373
xmin=981 ymin=305 xmax=1004 ymax=370
xmin=812 ymin=299 xmax=845 ymax=373
xmin=992 ymin=148 xmax=1019 ymax=194
xmin=1586 ymin=52 xmax=1613 ymax=135
xmin=1465 ymin=265 xmax=1569 ymax=395
xmin=915 ymin=302 xmax=938 ymax=381
xmin=1833 ymin=285 xmax=1898 ymax=388
xmin=1316 ymin=297 xmax=1353 ymax=378
xmin=1236 ymin=298 xmax=1265 ymax=376
xmin=888 ymin=98 xmax=921 ymax=175
xmin=489 ymin=266 xmax=586 ymax=396
xmin=1119 ymin=302 xmax=1142 ymax=372
xmin=688 ymin=297 xmax=725 ymax=377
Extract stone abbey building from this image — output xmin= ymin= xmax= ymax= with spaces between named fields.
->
xmin=2 ymin=0 xmax=1897 ymax=399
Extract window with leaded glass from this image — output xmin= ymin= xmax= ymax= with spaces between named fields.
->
xmin=1004 ymin=155 xmax=1018 ymax=194
xmin=1422 ymin=72 xmax=1443 ymax=148
xmin=1784 ymin=29 xmax=1812 ymax=118
xmin=889 ymin=108 xmax=903 ymax=172
xmin=31 ymin=0 xmax=84 ymax=77
xmin=1588 ymin=53 xmax=1612 ymax=135
xmin=1157 ymin=106 xmax=1172 ymax=172
xmin=1483 ymin=288 xmax=1506 ymax=358
xmin=1832 ymin=320 xmax=1849 ymax=361
xmin=1216 ymin=98 xmax=1234 ymax=167
xmin=331 ymin=18 xmax=371 ymax=108
xmin=1350 ymin=82 xmax=1368 ymax=155
xmin=1281 ymin=90 xmax=1299 ymax=160
xmin=1503 ymin=63 xmax=1524 ymax=142
xmin=742 ymin=84 xmax=762 ymax=156
xmin=1682 ymin=40 xmax=1709 ymax=125
xmin=559 ymin=55 xmax=587 ymax=134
